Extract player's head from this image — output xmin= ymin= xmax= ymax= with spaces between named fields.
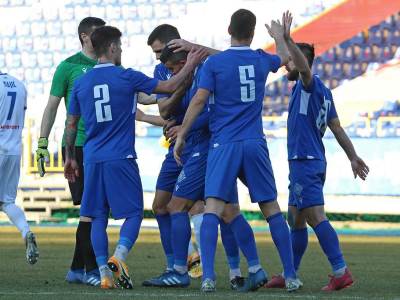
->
xmin=78 ymin=17 xmax=106 ymax=48
xmin=286 ymin=43 xmax=315 ymax=81
xmin=159 ymin=46 xmax=188 ymax=75
xmin=228 ymin=9 xmax=256 ymax=43
xmin=91 ymin=26 xmax=122 ymax=66
xmin=147 ymin=24 xmax=181 ymax=60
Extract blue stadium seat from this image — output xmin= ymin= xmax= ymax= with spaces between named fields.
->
xmin=37 ymin=52 xmax=53 ymax=68
xmin=0 ymin=0 xmax=8 ymax=6
xmin=62 ymin=21 xmax=76 ymax=36
xmin=46 ymin=22 xmax=62 ymax=36
xmin=21 ymin=52 xmax=37 ymax=68
xmin=154 ymin=3 xmax=170 ymax=19
xmin=2 ymin=37 xmax=17 ymax=52
xmin=0 ymin=54 xmax=5 ymax=69
xmin=137 ymin=4 xmax=153 ymax=19
xmin=89 ymin=5 xmax=106 ymax=19
xmin=16 ymin=22 xmax=30 ymax=36
xmin=58 ymin=6 xmax=74 ymax=21
xmin=33 ymin=37 xmax=49 ymax=52
xmin=169 ymin=2 xmax=186 ymax=18
xmin=121 ymin=5 xmax=138 ymax=19
xmin=31 ymin=21 xmax=46 ymax=36
xmin=5 ymin=53 xmax=21 ymax=68
xmin=106 ymin=4 xmax=121 ymax=20
xmin=24 ymin=68 xmax=41 ymax=82
xmin=87 ymin=0 xmax=102 ymax=4
xmin=40 ymin=67 xmax=53 ymax=82
xmin=17 ymin=37 xmax=33 ymax=51
xmin=10 ymin=0 xmax=24 ymax=6
xmin=142 ymin=19 xmax=159 ymax=34
xmin=74 ymin=5 xmax=91 ymax=22
xmin=126 ymin=20 xmax=143 ymax=36
xmin=48 ymin=37 xmax=65 ymax=51
xmin=43 ymin=6 xmax=59 ymax=21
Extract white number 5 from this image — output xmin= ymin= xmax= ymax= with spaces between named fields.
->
xmin=94 ymin=84 xmax=112 ymax=123
xmin=239 ymin=65 xmax=255 ymax=102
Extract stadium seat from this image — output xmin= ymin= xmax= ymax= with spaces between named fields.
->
xmin=31 ymin=21 xmax=46 ymax=37
xmin=89 ymin=5 xmax=106 ymax=19
xmin=5 ymin=53 xmax=21 ymax=68
xmin=58 ymin=6 xmax=74 ymax=21
xmin=74 ymin=5 xmax=91 ymax=22
xmin=24 ymin=68 xmax=41 ymax=83
xmin=62 ymin=21 xmax=77 ymax=36
xmin=0 ymin=54 xmax=5 ymax=69
xmin=106 ymin=4 xmax=122 ymax=20
xmin=48 ymin=37 xmax=65 ymax=51
xmin=42 ymin=6 xmax=59 ymax=21
xmin=17 ymin=37 xmax=33 ymax=51
xmin=137 ymin=4 xmax=153 ymax=19
xmin=37 ymin=52 xmax=53 ymax=68
xmin=0 ymin=0 xmax=8 ymax=7
xmin=16 ymin=22 xmax=30 ymax=36
xmin=121 ymin=4 xmax=138 ymax=19
xmin=154 ymin=3 xmax=170 ymax=19
xmin=21 ymin=52 xmax=37 ymax=68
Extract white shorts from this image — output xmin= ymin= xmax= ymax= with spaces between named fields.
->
xmin=0 ymin=155 xmax=21 ymax=204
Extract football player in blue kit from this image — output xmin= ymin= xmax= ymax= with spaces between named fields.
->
xmin=64 ymin=26 xmax=206 ymax=289
xmin=265 ymin=12 xmax=369 ymax=292
xmin=174 ymin=10 xmax=301 ymax=292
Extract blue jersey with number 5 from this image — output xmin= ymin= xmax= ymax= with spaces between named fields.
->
xmin=198 ymin=46 xmax=281 ymax=144
xmin=287 ymin=75 xmax=338 ymax=161
xmin=68 ymin=63 xmax=158 ymax=163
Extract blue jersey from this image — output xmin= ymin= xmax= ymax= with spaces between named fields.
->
xmin=199 ymin=46 xmax=281 ymax=144
xmin=154 ymin=63 xmax=172 ymax=101
xmin=69 ymin=63 xmax=158 ymax=163
xmin=287 ymin=75 xmax=338 ymax=161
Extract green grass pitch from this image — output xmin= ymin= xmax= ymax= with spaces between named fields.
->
xmin=0 ymin=226 xmax=399 ymax=300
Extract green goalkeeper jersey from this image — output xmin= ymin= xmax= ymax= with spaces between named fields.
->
xmin=50 ymin=51 xmax=97 ymax=146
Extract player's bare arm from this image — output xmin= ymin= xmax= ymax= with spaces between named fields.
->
xmin=137 ymin=92 xmax=157 ymax=105
xmin=136 ymin=108 xmax=166 ymax=127
xmin=158 ymin=72 xmax=193 ymax=119
xmin=173 ymin=88 xmax=209 ymax=165
xmin=328 ymin=117 xmax=370 ymax=180
xmin=167 ymin=39 xmax=220 ymax=56
xmin=64 ymin=114 xmax=80 ymax=183
xmin=281 ymin=12 xmax=313 ymax=88
xmin=265 ymin=11 xmax=291 ymax=66
xmin=154 ymin=48 xmax=208 ymax=94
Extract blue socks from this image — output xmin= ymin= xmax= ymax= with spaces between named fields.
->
xmin=313 ymin=220 xmax=346 ymax=272
xmin=155 ymin=213 xmax=174 ymax=270
xmin=291 ymin=227 xmax=308 ymax=272
xmin=267 ymin=213 xmax=296 ymax=279
xmin=220 ymin=220 xmax=240 ymax=271
xmin=171 ymin=212 xmax=191 ymax=272
xmin=230 ymin=215 xmax=260 ymax=271
xmin=200 ymin=213 xmax=220 ymax=280
xmin=91 ymin=216 xmax=109 ymax=267
xmin=120 ymin=215 xmax=143 ymax=251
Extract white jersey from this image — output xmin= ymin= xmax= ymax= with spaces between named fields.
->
xmin=0 ymin=72 xmax=27 ymax=155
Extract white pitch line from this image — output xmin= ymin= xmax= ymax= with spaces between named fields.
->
xmin=0 ymin=291 xmax=385 ymax=300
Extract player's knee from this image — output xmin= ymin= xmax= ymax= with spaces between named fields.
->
xmin=152 ymin=200 xmax=168 ymax=215
xmin=258 ymin=200 xmax=281 ymax=219
xmin=189 ymin=201 xmax=204 ymax=216
xmin=305 ymin=209 xmax=327 ymax=228
xmin=221 ymin=204 xmax=240 ymax=223
xmin=167 ymin=197 xmax=192 ymax=214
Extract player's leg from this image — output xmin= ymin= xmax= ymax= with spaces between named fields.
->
xmin=242 ymin=139 xmax=299 ymax=292
xmin=105 ymin=159 xmax=144 ymax=289
xmin=201 ymin=143 xmax=242 ymax=292
xmin=187 ymin=201 xmax=203 ymax=279
xmin=0 ymin=154 xmax=38 ymax=265
xmin=81 ymin=162 xmax=113 ymax=289
xmin=62 ymin=147 xmax=98 ymax=285
xmin=220 ymin=204 xmax=244 ymax=290
xmin=266 ymin=205 xmax=307 ymax=289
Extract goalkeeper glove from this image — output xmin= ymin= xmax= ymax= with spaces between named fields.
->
xmin=36 ymin=137 xmax=49 ymax=177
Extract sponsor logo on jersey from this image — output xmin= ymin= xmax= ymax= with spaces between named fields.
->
xmin=2 ymin=81 xmax=16 ymax=88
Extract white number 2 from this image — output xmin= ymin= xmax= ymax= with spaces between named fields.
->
xmin=239 ymin=65 xmax=255 ymax=102
xmin=94 ymin=84 xmax=112 ymax=123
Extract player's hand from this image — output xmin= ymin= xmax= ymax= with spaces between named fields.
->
xmin=282 ymin=10 xmax=293 ymax=40
xmin=163 ymin=119 xmax=177 ymax=136
xmin=173 ymin=135 xmax=186 ymax=166
xmin=350 ymin=156 xmax=369 ymax=180
xmin=265 ymin=17 xmax=284 ymax=40
xmin=186 ymin=47 xmax=208 ymax=68
xmin=166 ymin=125 xmax=181 ymax=144
xmin=36 ymin=137 xmax=50 ymax=177
xmin=64 ymin=158 xmax=79 ymax=183
xmin=167 ymin=39 xmax=195 ymax=52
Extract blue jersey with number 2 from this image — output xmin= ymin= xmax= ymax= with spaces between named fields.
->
xmin=69 ymin=63 xmax=158 ymax=163
xmin=198 ymin=46 xmax=281 ymax=144
xmin=287 ymin=75 xmax=338 ymax=161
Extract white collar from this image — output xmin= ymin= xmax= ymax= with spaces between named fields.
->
xmin=94 ymin=63 xmax=114 ymax=68
xmin=228 ymin=46 xmax=251 ymax=50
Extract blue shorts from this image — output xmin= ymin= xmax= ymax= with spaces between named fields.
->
xmin=173 ymin=141 xmax=239 ymax=203
xmin=80 ymin=159 xmax=143 ymax=219
xmin=288 ymin=159 xmax=326 ymax=210
xmin=205 ymin=139 xmax=277 ymax=203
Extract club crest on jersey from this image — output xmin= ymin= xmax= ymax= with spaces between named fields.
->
xmin=82 ymin=67 xmax=87 ymax=73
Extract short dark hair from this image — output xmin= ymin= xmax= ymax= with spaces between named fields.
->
xmin=229 ymin=9 xmax=256 ymax=40
xmin=78 ymin=17 xmax=106 ymax=45
xmin=91 ymin=26 xmax=122 ymax=57
xmin=147 ymin=24 xmax=181 ymax=46
xmin=159 ymin=46 xmax=188 ymax=64
xmin=296 ymin=43 xmax=315 ymax=67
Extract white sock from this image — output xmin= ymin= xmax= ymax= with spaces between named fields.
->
xmin=174 ymin=264 xmax=188 ymax=274
xmin=188 ymin=239 xmax=196 ymax=256
xmin=1 ymin=203 xmax=30 ymax=239
xmin=99 ymin=264 xmax=112 ymax=278
xmin=191 ymin=213 xmax=203 ymax=256
xmin=229 ymin=268 xmax=242 ymax=280
xmin=333 ymin=266 xmax=346 ymax=277
xmin=114 ymin=244 xmax=129 ymax=262
xmin=248 ymin=264 xmax=262 ymax=274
